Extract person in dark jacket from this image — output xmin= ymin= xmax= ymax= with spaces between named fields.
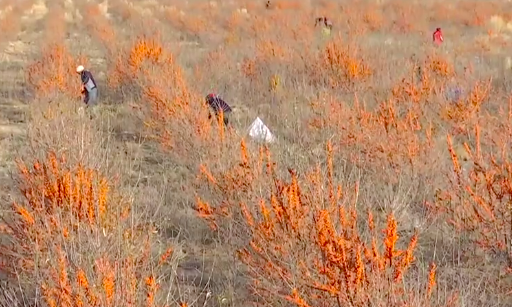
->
xmin=315 ymin=17 xmax=333 ymax=30
xmin=205 ymin=93 xmax=232 ymax=126
xmin=76 ymin=65 xmax=98 ymax=107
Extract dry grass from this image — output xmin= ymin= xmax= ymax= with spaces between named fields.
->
xmin=0 ymin=0 xmax=512 ymax=306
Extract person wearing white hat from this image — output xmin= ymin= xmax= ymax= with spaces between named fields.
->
xmin=76 ymin=65 xmax=99 ymax=107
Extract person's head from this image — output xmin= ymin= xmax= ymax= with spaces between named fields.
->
xmin=205 ymin=93 xmax=216 ymax=103
xmin=76 ymin=65 xmax=85 ymax=74
xmin=436 ymin=27 xmax=441 ymax=32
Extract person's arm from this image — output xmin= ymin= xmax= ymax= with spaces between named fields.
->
xmin=81 ymin=74 xmax=86 ymax=93
xmin=81 ymin=72 xmax=91 ymax=85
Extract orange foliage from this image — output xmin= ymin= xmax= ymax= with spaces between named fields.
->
xmin=16 ymin=1 xmax=512 ymax=305
xmin=0 ymin=152 xmax=127 ymax=275
xmin=426 ymin=54 xmax=455 ymax=78
xmin=197 ymin=141 xmax=436 ymax=306
xmin=427 ymin=262 xmax=437 ymax=298
xmin=0 ymin=152 xmax=179 ymax=307
xmin=241 ymin=58 xmax=259 ymax=81
xmin=108 ymin=35 xmax=166 ymax=87
xmin=440 ymin=79 xmax=492 ymax=129
xmin=256 ymin=39 xmax=292 ymax=62
xmin=26 ymin=44 xmax=86 ymax=98
xmin=310 ymin=95 xmax=433 ymax=175
xmin=435 ymin=122 xmax=512 ymax=255
xmin=40 ymin=247 xmax=173 ymax=307
xmin=110 ymin=35 xmax=225 ymax=157
xmin=390 ymin=53 xmax=456 ymax=105
xmin=319 ymin=37 xmax=372 ymax=90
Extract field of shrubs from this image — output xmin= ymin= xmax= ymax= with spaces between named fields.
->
xmin=0 ymin=0 xmax=512 ymax=306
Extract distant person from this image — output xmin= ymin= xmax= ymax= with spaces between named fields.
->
xmin=433 ymin=27 xmax=444 ymax=45
xmin=315 ymin=17 xmax=333 ymax=30
xmin=76 ymin=65 xmax=98 ymax=107
xmin=205 ymin=93 xmax=232 ymax=126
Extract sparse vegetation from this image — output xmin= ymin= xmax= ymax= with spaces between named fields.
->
xmin=0 ymin=0 xmax=511 ymax=306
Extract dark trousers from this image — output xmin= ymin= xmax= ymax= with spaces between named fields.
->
xmin=84 ymin=88 xmax=99 ymax=106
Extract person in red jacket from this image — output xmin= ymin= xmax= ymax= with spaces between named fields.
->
xmin=433 ymin=27 xmax=443 ymax=45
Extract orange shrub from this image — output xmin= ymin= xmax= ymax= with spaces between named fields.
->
xmin=108 ymin=35 xmax=166 ymax=87
xmin=0 ymin=152 xmax=128 ymax=274
xmin=392 ymin=75 xmax=433 ymax=104
xmin=256 ymin=39 xmax=293 ymax=63
xmin=426 ymin=54 xmax=455 ymax=78
xmin=111 ymin=35 xmax=229 ymax=166
xmin=40 ymin=248 xmax=175 ymax=307
xmin=196 ymin=141 xmax=438 ymax=306
xmin=0 ymin=152 xmax=183 ymax=307
xmin=435 ymin=124 xmax=512 ymax=257
xmin=26 ymin=43 xmax=86 ymax=98
xmin=237 ymin=38 xmax=300 ymax=89
xmin=440 ymin=78 xmax=492 ymax=132
xmin=197 ymin=140 xmax=273 ymax=233
xmin=309 ymin=95 xmax=433 ymax=177
xmin=318 ymin=37 xmax=372 ymax=90
xmin=391 ymin=53 xmax=455 ymax=104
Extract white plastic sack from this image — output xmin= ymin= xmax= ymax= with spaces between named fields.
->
xmin=247 ymin=117 xmax=275 ymax=143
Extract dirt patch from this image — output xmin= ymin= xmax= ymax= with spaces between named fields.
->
xmin=0 ymin=124 xmax=24 ymax=137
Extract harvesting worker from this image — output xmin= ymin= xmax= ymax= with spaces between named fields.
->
xmin=433 ymin=27 xmax=444 ymax=45
xmin=205 ymin=93 xmax=232 ymax=126
xmin=76 ymin=65 xmax=99 ymax=107
xmin=315 ymin=17 xmax=333 ymax=30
